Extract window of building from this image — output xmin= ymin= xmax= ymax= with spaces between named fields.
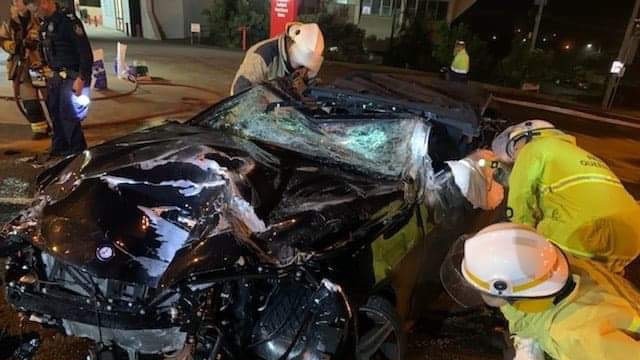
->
xmin=380 ymin=0 xmax=393 ymax=16
xmin=427 ymin=0 xmax=449 ymax=20
xmin=362 ymin=0 xmax=396 ymax=16
xmin=79 ymin=0 xmax=101 ymax=6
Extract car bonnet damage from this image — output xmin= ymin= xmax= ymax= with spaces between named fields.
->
xmin=0 ymin=82 xmax=486 ymax=359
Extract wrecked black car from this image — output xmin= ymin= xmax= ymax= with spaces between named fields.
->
xmin=0 ymin=77 xmax=490 ymax=360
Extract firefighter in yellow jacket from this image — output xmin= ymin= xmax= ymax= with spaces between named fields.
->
xmin=0 ymin=0 xmax=50 ymax=138
xmin=443 ymin=223 xmax=640 ymax=360
xmin=492 ymin=120 xmax=640 ymax=273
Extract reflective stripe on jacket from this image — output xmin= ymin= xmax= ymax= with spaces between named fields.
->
xmin=501 ymin=257 xmax=640 ymax=360
xmin=230 ymin=35 xmax=291 ymax=95
xmin=507 ymin=131 xmax=640 ymax=273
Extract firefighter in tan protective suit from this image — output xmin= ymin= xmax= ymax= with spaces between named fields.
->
xmin=231 ymin=22 xmax=324 ymax=95
xmin=0 ymin=0 xmax=50 ymax=138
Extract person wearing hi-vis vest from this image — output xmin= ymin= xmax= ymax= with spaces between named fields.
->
xmin=442 ymin=223 xmax=640 ymax=360
xmin=449 ymin=40 xmax=470 ymax=82
xmin=0 ymin=0 xmax=51 ymax=139
xmin=491 ymin=120 xmax=640 ymax=274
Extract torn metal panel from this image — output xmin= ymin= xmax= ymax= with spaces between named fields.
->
xmin=0 ymin=80 xmax=492 ymax=359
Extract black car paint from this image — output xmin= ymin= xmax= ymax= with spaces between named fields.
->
xmin=0 ymin=79 xmax=483 ymax=359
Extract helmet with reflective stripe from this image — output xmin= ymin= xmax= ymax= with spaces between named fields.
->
xmin=461 ymin=223 xmax=570 ymax=298
xmin=491 ymin=120 xmax=557 ymax=163
xmin=286 ymin=22 xmax=325 ymax=77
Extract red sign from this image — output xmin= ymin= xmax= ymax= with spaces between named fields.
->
xmin=270 ymin=0 xmax=299 ymax=38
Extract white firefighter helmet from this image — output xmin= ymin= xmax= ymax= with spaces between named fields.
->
xmin=461 ymin=223 xmax=569 ymax=299
xmin=445 ymin=149 xmax=504 ymax=210
xmin=286 ymin=22 xmax=325 ymax=77
xmin=491 ymin=120 xmax=557 ymax=163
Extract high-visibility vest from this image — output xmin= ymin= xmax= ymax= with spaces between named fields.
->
xmin=451 ymin=49 xmax=470 ymax=74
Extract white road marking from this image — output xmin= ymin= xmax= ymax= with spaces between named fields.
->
xmin=0 ymin=197 xmax=32 ymax=205
xmin=492 ymin=96 xmax=640 ymax=130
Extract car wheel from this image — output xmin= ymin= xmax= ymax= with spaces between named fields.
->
xmin=356 ymin=296 xmax=407 ymax=360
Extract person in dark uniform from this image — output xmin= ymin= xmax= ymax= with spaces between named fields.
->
xmin=37 ymin=0 xmax=92 ymax=156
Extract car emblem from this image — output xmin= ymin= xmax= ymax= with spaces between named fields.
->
xmin=96 ymin=245 xmax=115 ymax=262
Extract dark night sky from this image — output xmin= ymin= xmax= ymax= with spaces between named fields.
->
xmin=460 ymin=0 xmax=636 ymax=57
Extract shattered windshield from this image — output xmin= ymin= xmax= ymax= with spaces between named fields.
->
xmin=196 ymin=86 xmax=430 ymax=177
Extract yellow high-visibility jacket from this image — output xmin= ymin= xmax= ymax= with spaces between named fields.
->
xmin=507 ymin=131 xmax=640 ymax=273
xmin=501 ymin=257 xmax=640 ymax=360
xmin=450 ymin=49 xmax=470 ymax=74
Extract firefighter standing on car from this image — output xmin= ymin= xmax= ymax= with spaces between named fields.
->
xmin=0 ymin=0 xmax=51 ymax=139
xmin=231 ymin=22 xmax=325 ymax=95
xmin=37 ymin=0 xmax=93 ymax=156
xmin=445 ymin=223 xmax=640 ymax=360
xmin=449 ymin=40 xmax=470 ymax=82
xmin=492 ymin=120 xmax=640 ymax=274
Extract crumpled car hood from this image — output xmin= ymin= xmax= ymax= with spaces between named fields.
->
xmin=27 ymin=124 xmax=272 ymax=287
xmin=8 ymin=122 xmax=421 ymax=287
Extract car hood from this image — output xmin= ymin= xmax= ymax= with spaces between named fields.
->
xmin=8 ymin=122 xmax=418 ymax=287
xmin=26 ymin=124 xmax=273 ymax=287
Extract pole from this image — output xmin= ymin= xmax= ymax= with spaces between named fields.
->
xmin=602 ymin=0 xmax=640 ymax=110
xmin=530 ymin=0 xmax=546 ymax=51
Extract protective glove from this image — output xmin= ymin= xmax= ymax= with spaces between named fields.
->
xmin=290 ymin=68 xmax=309 ymax=97
xmin=512 ymin=336 xmax=545 ymax=360
xmin=1 ymin=40 xmax=16 ymax=54
xmin=23 ymin=38 xmax=39 ymax=51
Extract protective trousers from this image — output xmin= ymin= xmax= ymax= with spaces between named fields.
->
xmin=46 ymin=75 xmax=87 ymax=156
xmin=13 ymin=74 xmax=49 ymax=135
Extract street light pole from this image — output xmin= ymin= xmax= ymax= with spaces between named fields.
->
xmin=602 ymin=0 xmax=640 ymax=110
xmin=530 ymin=0 xmax=547 ymax=51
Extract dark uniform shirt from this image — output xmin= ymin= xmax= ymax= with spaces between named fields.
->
xmin=40 ymin=7 xmax=93 ymax=81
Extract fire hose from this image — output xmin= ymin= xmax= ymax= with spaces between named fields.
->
xmin=0 ymin=76 xmax=224 ymax=102
xmin=1 ymin=75 xmax=224 ymax=125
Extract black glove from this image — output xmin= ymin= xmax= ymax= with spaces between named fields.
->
xmin=23 ymin=38 xmax=39 ymax=51
xmin=290 ymin=68 xmax=309 ymax=97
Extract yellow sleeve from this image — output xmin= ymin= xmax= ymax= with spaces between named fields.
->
xmin=507 ymin=145 xmax=544 ymax=228
xmin=554 ymin=325 xmax=640 ymax=360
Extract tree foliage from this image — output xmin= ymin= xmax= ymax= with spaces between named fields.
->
xmin=500 ymin=40 xmax=554 ymax=86
xmin=203 ymin=0 xmax=269 ymax=48
xmin=384 ymin=17 xmax=434 ymax=70
xmin=316 ymin=14 xmax=367 ymax=63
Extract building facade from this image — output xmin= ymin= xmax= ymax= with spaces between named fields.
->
xmin=77 ymin=0 xmax=474 ymax=42
xmin=80 ymin=0 xmax=210 ymax=40
xmin=299 ymin=0 xmax=475 ymax=40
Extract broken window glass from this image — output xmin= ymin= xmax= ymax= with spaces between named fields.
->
xmin=198 ymin=86 xmax=432 ymax=178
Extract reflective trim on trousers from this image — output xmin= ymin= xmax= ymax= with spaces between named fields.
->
xmin=30 ymin=121 xmax=49 ymax=134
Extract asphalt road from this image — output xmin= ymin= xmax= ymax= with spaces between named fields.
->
xmin=0 ymin=89 xmax=639 ymax=360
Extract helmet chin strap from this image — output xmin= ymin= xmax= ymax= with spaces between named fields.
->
xmin=510 ymin=276 xmax=576 ymax=313
xmin=511 ymin=297 xmax=555 ymax=313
